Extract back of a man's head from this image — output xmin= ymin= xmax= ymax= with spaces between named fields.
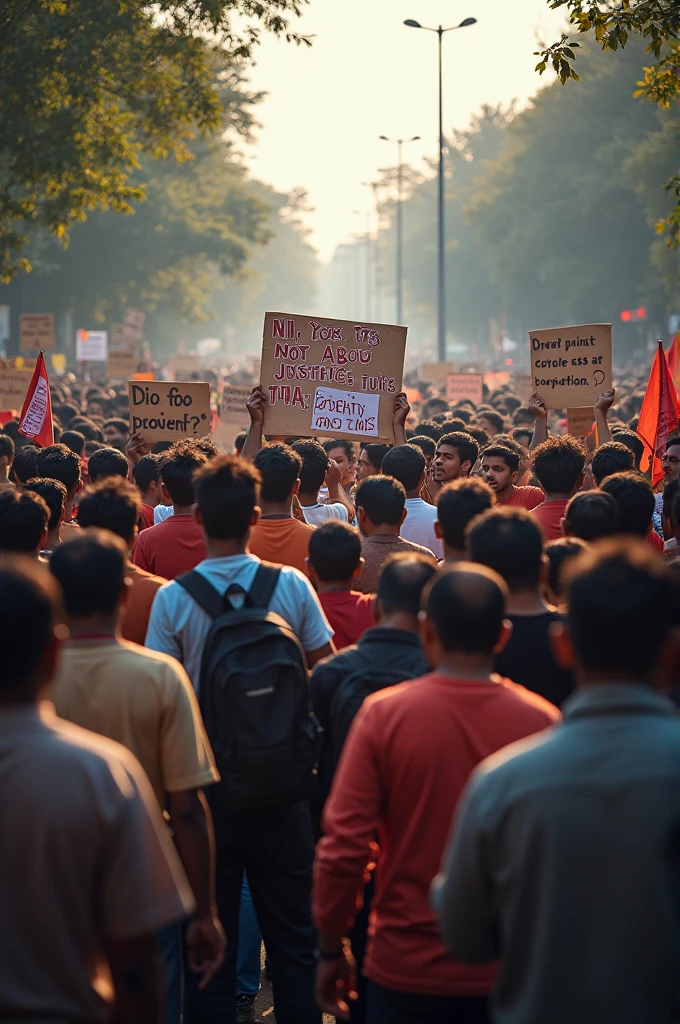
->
xmin=591 ymin=441 xmax=634 ymax=486
xmin=160 ymin=444 xmax=208 ymax=507
xmin=377 ymin=552 xmax=438 ymax=621
xmin=565 ymin=538 xmax=675 ymax=680
xmin=381 ymin=444 xmax=426 ymax=493
xmin=563 ymin=491 xmax=620 ymax=541
xmin=466 ymin=507 xmax=543 ymax=594
xmin=194 ymin=455 xmax=261 ymax=542
xmin=35 ymin=443 xmax=81 ymax=495
xmin=78 ymin=479 xmax=141 ymax=545
xmin=600 ymin=471 xmax=655 ymax=537
xmin=423 ymin=563 xmax=508 ymax=654
xmin=24 ymin=478 xmax=67 ymax=535
xmin=0 ymin=434 xmax=15 ymax=465
xmin=87 ymin=446 xmax=129 ymax=484
xmin=0 ymin=559 xmax=60 ymax=697
xmin=10 ymin=445 xmax=39 ymax=486
xmin=0 ymin=489 xmax=49 ymax=554
xmin=254 ymin=443 xmax=302 ymax=503
xmin=50 ymin=531 xmax=126 ymax=620
xmin=60 ymin=429 xmax=86 ymax=457
xmin=361 ymin=443 xmax=391 ymax=474
xmin=356 ymin=474 xmax=406 ymax=527
xmin=437 ymin=478 xmax=494 ymax=553
xmin=132 ymin=454 xmax=161 ymax=494
xmin=292 ymin=440 xmax=328 ymax=495
xmin=610 ymin=428 xmax=644 ymax=470
xmin=308 ymin=521 xmax=362 ymax=582
xmin=531 ymin=435 xmax=586 ymax=496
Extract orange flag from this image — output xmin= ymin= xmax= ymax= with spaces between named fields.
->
xmin=666 ymin=332 xmax=680 ymax=390
xmin=18 ymin=351 xmax=54 ymax=448
xmin=637 ymin=341 xmax=680 ymax=485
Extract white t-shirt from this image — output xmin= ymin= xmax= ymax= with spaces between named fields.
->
xmin=154 ymin=504 xmax=174 ymax=525
xmin=300 ymin=502 xmax=349 ymax=527
xmin=145 ymin=553 xmax=334 ymax=690
xmin=402 ymin=497 xmax=443 ymax=559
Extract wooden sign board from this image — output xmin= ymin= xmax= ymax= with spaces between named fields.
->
xmin=529 ymin=323 xmax=612 ymax=410
xmin=221 ymin=384 xmax=252 ymax=424
xmin=107 ymin=347 xmax=139 ymax=380
xmin=446 ymin=373 xmax=484 ymax=406
xmin=110 ymin=323 xmax=141 ymax=350
xmin=20 ymin=314 xmax=54 ymax=352
xmin=0 ymin=368 xmax=32 ymax=412
xmin=260 ymin=312 xmax=407 ymax=442
xmin=168 ymin=353 xmax=201 ymax=380
xmin=567 ymin=408 xmax=595 ymax=439
xmin=420 ymin=361 xmax=457 ymax=384
xmin=123 ymin=307 xmax=145 ymax=340
xmin=128 ymin=380 xmax=211 ymax=443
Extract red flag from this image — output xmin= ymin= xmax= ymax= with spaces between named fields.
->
xmin=666 ymin=332 xmax=680 ymax=390
xmin=637 ymin=341 xmax=680 ymax=485
xmin=18 ymin=351 xmax=54 ymax=448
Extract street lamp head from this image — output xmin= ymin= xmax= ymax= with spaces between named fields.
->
xmin=459 ymin=17 xmax=477 ymax=27
xmin=404 ymin=19 xmax=422 ymax=28
xmin=379 ymin=135 xmax=389 ymax=141
xmin=411 ymin=136 xmax=421 ymax=142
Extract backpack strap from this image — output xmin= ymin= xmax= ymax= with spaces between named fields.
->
xmin=247 ymin=562 xmax=282 ymax=610
xmin=175 ymin=570 xmax=223 ymax=620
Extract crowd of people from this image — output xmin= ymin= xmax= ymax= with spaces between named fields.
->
xmin=1 ymin=368 xmax=680 ymax=1024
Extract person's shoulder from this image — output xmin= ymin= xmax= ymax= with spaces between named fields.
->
xmin=311 ymin=642 xmax=362 ymax=681
xmin=127 ymin=563 xmax=167 ymax=588
xmin=493 ymin=675 xmax=562 ymax=723
xmin=276 ymin=563 xmax=315 ymax=590
xmin=115 ymin=639 xmax=187 ymax=678
xmin=401 ymin=536 xmax=437 ymax=557
xmin=42 ymin=707 xmax=147 ymax=778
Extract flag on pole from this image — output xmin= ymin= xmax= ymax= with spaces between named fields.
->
xmin=18 ymin=351 xmax=53 ymax=448
xmin=666 ymin=332 xmax=680 ymax=390
xmin=637 ymin=341 xmax=680 ymax=485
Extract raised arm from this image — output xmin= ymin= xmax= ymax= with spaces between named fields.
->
xmin=240 ymin=385 xmax=266 ymax=462
xmin=528 ymin=394 xmax=548 ymax=450
xmin=594 ymin=389 xmax=615 ymax=446
xmin=393 ymin=392 xmax=410 ymax=448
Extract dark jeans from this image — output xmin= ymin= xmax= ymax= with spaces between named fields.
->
xmin=366 ymin=980 xmax=490 ymax=1024
xmin=184 ymin=799 xmax=320 ymax=1024
xmin=157 ymin=922 xmax=183 ymax=1024
xmin=348 ymin=873 xmax=374 ymax=1024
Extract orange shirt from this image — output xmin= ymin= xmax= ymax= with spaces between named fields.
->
xmin=248 ymin=516 xmax=315 ymax=574
xmin=499 ymin=485 xmax=545 ymax=511
xmin=532 ymin=498 xmax=569 ymax=541
xmin=132 ymin=514 xmax=206 ymax=580
xmin=122 ymin=562 xmax=168 ymax=646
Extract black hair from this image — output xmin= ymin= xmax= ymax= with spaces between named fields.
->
xmin=511 ymin=426 xmax=533 ymax=445
xmin=610 ymin=428 xmax=644 ymax=469
xmin=68 ymin=417 xmax=103 ymax=443
xmin=53 ymin=403 xmax=80 ymax=427
xmin=565 ymin=539 xmax=675 ymax=676
xmin=190 ymin=436 xmax=220 ymax=460
xmin=600 ymin=471 xmax=655 ymax=537
xmin=564 ymin=491 xmax=620 ymax=542
xmin=60 ymin=430 xmax=86 ymax=457
xmin=0 ymin=435 xmax=15 ymax=460
xmin=544 ymin=537 xmax=588 ymax=600
xmin=308 ymin=521 xmax=362 ymax=581
xmin=466 ymin=425 xmax=491 ymax=448
xmin=77 ymin=478 xmax=141 ymax=543
xmin=132 ymin=454 xmax=161 ymax=494
xmin=663 ymin=479 xmax=680 ymax=523
xmin=35 ymin=443 xmax=82 ymax=492
xmin=323 ymin=438 xmax=354 ymax=460
xmin=355 ymin=474 xmax=406 ymax=526
xmin=591 ymin=441 xmax=634 ymax=486
xmin=665 ymin=434 xmax=680 ymax=451
xmin=10 ymin=445 xmax=39 ymax=485
xmin=102 ymin=418 xmax=129 ymax=435
xmin=381 ymin=444 xmax=426 ymax=493
xmin=466 ymin=507 xmax=543 ymax=592
xmin=0 ymin=489 xmax=49 ymax=553
xmin=292 ymin=440 xmax=329 ymax=494
xmin=439 ymin=418 xmax=468 ymax=435
xmin=50 ymin=530 xmax=126 ymax=618
xmin=408 ymin=435 xmax=436 ymax=459
xmin=437 ymin=432 xmax=480 ymax=469
xmin=25 ymin=478 xmax=67 ymax=533
xmin=503 ymin=394 xmax=522 ymax=414
xmin=423 ymin=563 xmax=508 ymax=654
xmin=235 ymin=432 xmax=248 ymax=452
xmin=480 ymin=444 xmax=520 ymax=473
xmin=477 ymin=409 xmax=504 ymax=434
xmin=413 ymin=420 xmax=442 ymax=442
xmin=0 ymin=560 xmax=60 ymax=691
xmin=361 ymin=443 xmax=391 ymax=474
xmin=87 ymin=446 xmax=129 ymax=484
xmin=451 ymin=406 xmax=472 ymax=424
xmin=531 ymin=436 xmax=586 ymax=494
xmin=377 ymin=552 xmax=438 ymax=616
xmin=437 ymin=478 xmax=494 ymax=551
xmin=153 ymin=441 xmax=174 ymax=455
xmin=253 ymin=443 xmax=302 ymax=503
xmin=512 ymin=406 xmax=534 ymax=426
xmin=160 ymin=444 xmax=208 ymax=506
xmin=194 ymin=455 xmax=261 ymax=541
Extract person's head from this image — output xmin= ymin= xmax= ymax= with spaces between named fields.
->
xmin=69 ymin=417 xmax=103 ymax=443
xmin=160 ymin=444 xmax=208 ymax=508
xmin=50 ymin=530 xmax=127 ymax=626
xmin=466 ymin=507 xmax=544 ymax=595
xmin=193 ymin=455 xmax=261 ymax=544
xmin=357 ymin=443 xmax=391 ymax=482
xmin=292 ymin=440 xmax=329 ymax=498
xmin=662 ymin=479 xmax=680 ymax=541
xmin=600 ymin=471 xmax=655 ymax=537
xmin=87 ymin=445 xmax=129 ymax=484
xmin=323 ymin=438 xmax=356 ymax=487
xmin=355 ymin=474 xmax=406 ymax=536
xmin=9 ymin=445 xmax=39 ymax=487
xmin=563 ymin=490 xmax=620 ymax=541
xmin=476 ymin=409 xmax=505 ymax=437
xmin=374 ymin=552 xmax=438 ymax=629
xmin=433 ymin=432 xmax=479 ymax=485
xmin=407 ymin=435 xmax=436 ymax=468
xmin=480 ymin=444 xmax=520 ymax=497
xmin=413 ymin=420 xmax=441 ymax=443
xmin=610 ymin=428 xmax=644 ymax=471
xmin=234 ymin=432 xmax=248 ymax=455
xmin=0 ymin=559 xmax=63 ymax=704
xmin=419 ymin=563 xmax=510 ymax=667
xmin=53 ymin=402 xmax=80 ymax=428
xmin=531 ymin=435 xmax=586 ymax=497
xmin=544 ymin=537 xmax=588 ymax=606
xmin=24 ymin=478 xmax=67 ymax=539
xmin=436 ymin=478 xmax=494 ymax=558
xmin=422 ymin=396 xmax=448 ymax=418
xmin=381 ymin=444 xmax=426 ymax=496
xmin=590 ymin=441 xmax=634 ymax=487
xmin=0 ymin=489 xmax=49 ymax=556
xmin=77 ymin=478 xmax=141 ymax=549
xmin=662 ymin=434 xmax=680 ymax=484
xmin=191 ymin=436 xmax=220 ymax=461
xmin=59 ymin=430 xmax=86 ymax=458
xmin=34 ymin=443 xmax=82 ymax=500
xmin=101 ymin=418 xmax=129 ymax=451
xmin=556 ymin=539 xmax=677 ymax=684
xmin=0 ymin=434 xmax=14 ymax=478
xmin=439 ymin=417 xmax=468 ymax=435
xmin=253 ymin=443 xmax=301 ymax=504
xmin=511 ymin=426 xmax=533 ymax=450
xmin=85 ymin=398 xmax=105 ymax=419
xmin=512 ymin=406 xmax=534 ymax=427
xmin=132 ymin=453 xmax=162 ymax=505
xmin=306 ymin=521 xmax=363 ymax=588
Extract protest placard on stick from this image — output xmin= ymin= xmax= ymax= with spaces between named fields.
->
xmin=0 ymin=368 xmax=33 ymax=412
xmin=529 ymin=324 xmax=612 ymax=409
xmin=20 ymin=314 xmax=54 ymax=352
xmin=446 ymin=373 xmax=484 ymax=406
xmin=128 ymin=380 xmax=211 ymax=443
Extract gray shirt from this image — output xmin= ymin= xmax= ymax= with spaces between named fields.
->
xmin=431 ymin=684 xmax=680 ymax=1024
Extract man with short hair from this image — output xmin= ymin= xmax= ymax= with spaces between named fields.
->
xmin=436 ymin=478 xmax=494 ymax=562
xmin=88 ymin=445 xmax=129 ymax=484
xmin=354 ymin=475 xmax=436 ymax=594
xmin=0 ymin=489 xmax=49 ymax=556
xmin=382 ymin=444 xmax=442 ymax=557
xmin=25 ymin=477 xmax=66 ymax=555
xmin=432 ymin=540 xmax=680 ymax=1024
xmin=590 ymin=441 xmax=634 ymax=487
xmin=530 ymin=436 xmax=586 ymax=540
xmin=480 ymin=445 xmax=544 ymax=510
xmin=600 ymin=471 xmax=658 ymax=543
xmin=356 ymin=443 xmax=391 ymax=484
xmin=132 ymin=453 xmax=163 ymax=530
xmin=9 ymin=444 xmax=38 ymax=486
xmin=0 ymin=434 xmax=15 ymax=491
xmin=314 ymin=564 xmax=559 ymax=1024
xmin=35 ymin=442 xmax=82 ymax=537
xmin=248 ymin=442 xmax=315 ymax=573
xmin=307 ymin=521 xmax=373 ymax=650
xmin=563 ymin=491 xmax=620 ymax=542
xmin=293 ymin=439 xmax=351 ymax=525
xmin=476 ymin=409 xmax=505 ymax=438
xmin=102 ymin=417 xmax=129 ymax=451
xmin=430 ymin=431 xmax=480 ymax=502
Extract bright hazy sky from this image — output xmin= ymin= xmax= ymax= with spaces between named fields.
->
xmin=243 ymin=0 xmax=565 ymax=260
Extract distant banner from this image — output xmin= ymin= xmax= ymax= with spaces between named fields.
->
xmin=420 ymin=361 xmax=457 ymax=384
xmin=567 ymin=408 xmax=595 ymax=438
xmin=446 ymin=373 xmax=484 ymax=406
xmin=530 ymin=323 xmax=612 ymax=410
xmin=76 ymin=330 xmax=108 ymax=362
xmin=20 ymin=314 xmax=54 ymax=352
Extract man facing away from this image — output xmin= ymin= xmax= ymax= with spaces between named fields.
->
xmin=530 ymin=435 xmax=586 ymax=541
xmin=432 ymin=539 xmax=680 ymax=1024
xmin=435 ymin=478 xmax=494 ymax=563
xmin=382 ymin=444 xmax=443 ymax=558
xmin=313 ymin=564 xmax=559 ymax=1024
xmin=306 ymin=520 xmax=374 ymax=651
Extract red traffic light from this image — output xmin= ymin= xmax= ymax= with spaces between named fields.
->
xmin=620 ymin=310 xmax=632 ymax=322
xmin=620 ymin=307 xmax=647 ymax=323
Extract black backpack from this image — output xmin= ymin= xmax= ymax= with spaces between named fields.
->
xmin=328 ymin=650 xmax=410 ymax=766
xmin=176 ymin=562 xmax=320 ymax=815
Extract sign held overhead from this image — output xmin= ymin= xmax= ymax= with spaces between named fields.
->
xmin=529 ymin=323 xmax=612 ymax=409
xmin=128 ymin=380 xmax=211 ymax=443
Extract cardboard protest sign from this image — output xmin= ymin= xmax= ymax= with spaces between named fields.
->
xmin=20 ymin=314 xmax=54 ymax=352
xmin=0 ymin=368 xmax=32 ymax=412
xmin=123 ymin=307 xmax=145 ymax=339
xmin=567 ymin=408 xmax=595 ymax=438
xmin=76 ymin=330 xmax=108 ymax=362
xmin=446 ymin=373 xmax=484 ymax=406
xmin=260 ymin=312 xmax=407 ymax=442
xmin=168 ymin=353 xmax=201 ymax=379
xmin=529 ymin=324 xmax=612 ymax=410
xmin=221 ymin=384 xmax=252 ymax=424
xmin=107 ymin=347 xmax=139 ymax=380
xmin=420 ymin=361 xmax=457 ymax=384
xmin=110 ymin=323 xmax=142 ymax=350
xmin=128 ymin=380 xmax=211 ymax=443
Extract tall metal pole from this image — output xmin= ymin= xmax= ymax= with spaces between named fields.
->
xmin=365 ymin=214 xmax=372 ymax=321
xmin=437 ymin=26 xmax=446 ymax=362
xmin=397 ymin=139 xmax=404 ymax=325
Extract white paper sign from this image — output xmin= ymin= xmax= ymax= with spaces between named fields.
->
xmin=310 ymin=386 xmax=380 ymax=437
xmin=76 ymin=329 xmax=108 ymax=362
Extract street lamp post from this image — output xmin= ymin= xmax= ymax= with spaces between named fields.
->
xmin=362 ymin=180 xmax=382 ymax=320
xmin=379 ymin=136 xmax=420 ymax=325
xmin=404 ymin=16 xmax=477 ymax=361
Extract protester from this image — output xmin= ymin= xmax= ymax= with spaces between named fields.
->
xmin=356 ymin=443 xmax=391 ymax=484
xmin=246 ymin=443 xmax=315 ymax=572
xmin=0 ymin=434 xmax=15 ymax=492
xmin=543 ymin=536 xmax=588 ymax=605
xmin=661 ymin=479 xmax=680 ymax=558
xmin=25 ymin=477 xmax=67 ymax=556
xmin=476 ymin=409 xmax=505 ymax=438
xmin=563 ymin=490 xmax=621 ymax=541
xmin=88 ymin=445 xmax=129 ymax=484
xmin=306 ymin=521 xmax=373 ymax=650
xmin=466 ymin=507 xmax=574 ymax=706
xmin=432 ymin=540 xmax=680 ymax=1024
xmin=0 ymin=558 xmax=194 ymax=1023
xmin=60 ymin=428 xmax=86 ymax=459
xmin=590 ymin=440 xmax=634 ymax=486
xmin=293 ymin=440 xmax=351 ymax=524
xmin=313 ymin=563 xmax=559 ymax=1024
xmin=600 ymin=471 xmax=658 ymax=543
xmin=382 ymin=444 xmax=442 ymax=557
xmin=133 ymin=443 xmax=208 ymax=579
xmin=408 ymin=435 xmax=436 ymax=468
xmin=530 ymin=436 xmax=586 ymax=540
xmin=35 ymin=443 xmax=82 ymax=537
xmin=479 ymin=444 xmax=544 ymax=509
xmin=430 ymin=431 xmax=480 ymax=502
xmin=132 ymin=453 xmax=163 ymax=530
xmin=323 ymin=438 xmax=357 ymax=492
xmin=9 ymin=444 xmax=38 ymax=486
xmin=436 ymin=478 xmax=494 ymax=562
xmin=611 ymin=427 xmax=644 ymax=470
xmin=102 ymin=417 xmax=130 ymax=451
xmin=0 ymin=489 xmax=49 ymax=557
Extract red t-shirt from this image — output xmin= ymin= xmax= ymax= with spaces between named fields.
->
xmin=132 ymin=514 xmax=206 ymax=580
xmin=647 ymin=529 xmax=664 ymax=553
xmin=499 ymin=485 xmax=545 ymax=511
xmin=137 ymin=503 xmax=155 ymax=532
xmin=532 ymin=498 xmax=569 ymax=541
xmin=318 ymin=591 xmax=374 ymax=650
